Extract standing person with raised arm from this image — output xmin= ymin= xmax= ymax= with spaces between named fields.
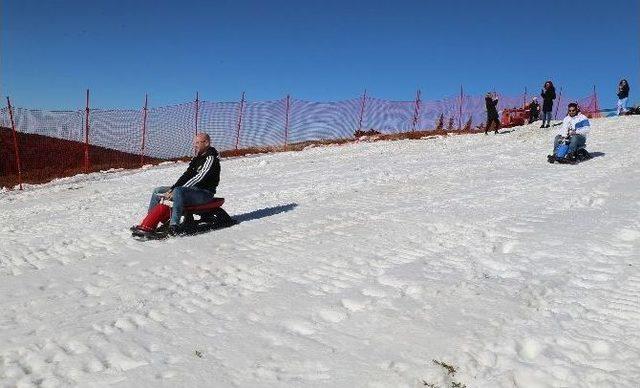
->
xmin=484 ymin=92 xmax=500 ymax=134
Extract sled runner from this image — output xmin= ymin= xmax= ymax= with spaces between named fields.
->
xmin=131 ymin=197 xmax=237 ymax=240
xmin=547 ymin=147 xmax=592 ymax=164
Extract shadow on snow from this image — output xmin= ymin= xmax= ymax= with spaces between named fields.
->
xmin=234 ymin=203 xmax=298 ymax=224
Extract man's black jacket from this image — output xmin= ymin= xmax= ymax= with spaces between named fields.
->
xmin=171 ymin=147 xmax=220 ymax=193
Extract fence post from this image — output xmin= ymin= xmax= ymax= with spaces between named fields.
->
xmin=235 ymin=91 xmax=245 ymax=150
xmin=411 ymin=89 xmax=421 ymax=132
xmin=6 ymin=97 xmax=23 ymax=190
xmin=283 ymin=94 xmax=290 ymax=150
xmin=357 ymin=89 xmax=367 ymax=132
xmin=84 ymin=89 xmax=90 ymax=173
xmin=194 ymin=91 xmax=199 ymax=136
xmin=140 ymin=94 xmax=148 ymax=167
xmin=523 ymin=87 xmax=527 ymax=108
xmin=592 ymin=84 xmax=599 ymax=117
xmin=553 ymin=86 xmax=563 ymax=120
xmin=458 ymin=85 xmax=463 ymax=130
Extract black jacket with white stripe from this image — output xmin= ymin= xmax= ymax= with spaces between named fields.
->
xmin=171 ymin=147 xmax=220 ymax=193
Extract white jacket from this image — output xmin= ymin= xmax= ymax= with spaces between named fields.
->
xmin=555 ymin=112 xmax=590 ymax=139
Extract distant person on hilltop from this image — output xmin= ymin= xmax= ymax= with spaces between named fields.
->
xmin=548 ymin=102 xmax=591 ymax=163
xmin=528 ymin=97 xmax=540 ymax=123
xmin=484 ymin=92 xmax=500 ymax=134
xmin=540 ymin=81 xmax=556 ymax=128
xmin=617 ymin=79 xmax=630 ymax=115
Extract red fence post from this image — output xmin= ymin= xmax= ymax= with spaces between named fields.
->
xmin=357 ymin=89 xmax=367 ymax=132
xmin=553 ymin=87 xmax=563 ymax=120
xmin=458 ymin=85 xmax=463 ymax=130
xmin=140 ymin=94 xmax=148 ymax=167
xmin=411 ymin=89 xmax=421 ymax=132
xmin=6 ymin=97 xmax=23 ymax=190
xmin=235 ymin=91 xmax=245 ymax=150
xmin=283 ymin=94 xmax=290 ymax=150
xmin=592 ymin=85 xmax=599 ymax=117
xmin=84 ymin=89 xmax=90 ymax=173
xmin=194 ymin=91 xmax=199 ymax=136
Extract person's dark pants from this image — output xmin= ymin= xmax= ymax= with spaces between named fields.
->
xmin=530 ymin=112 xmax=539 ymax=123
xmin=542 ymin=111 xmax=552 ymax=126
xmin=485 ymin=117 xmax=500 ymax=133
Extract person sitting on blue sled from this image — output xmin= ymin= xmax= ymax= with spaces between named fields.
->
xmin=551 ymin=102 xmax=590 ymax=162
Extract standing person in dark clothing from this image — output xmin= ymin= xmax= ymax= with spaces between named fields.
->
xmin=540 ymin=81 xmax=556 ymax=128
xmin=485 ymin=92 xmax=500 ymax=134
xmin=528 ymin=97 xmax=540 ymax=123
xmin=617 ymin=79 xmax=630 ymax=115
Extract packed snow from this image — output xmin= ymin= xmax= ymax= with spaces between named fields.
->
xmin=1 ymin=116 xmax=639 ymax=388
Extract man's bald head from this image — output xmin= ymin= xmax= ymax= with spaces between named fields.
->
xmin=194 ymin=133 xmax=211 ymax=155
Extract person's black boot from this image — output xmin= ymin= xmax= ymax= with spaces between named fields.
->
xmin=564 ymin=152 xmax=577 ymax=164
xmin=168 ymin=224 xmax=185 ymax=236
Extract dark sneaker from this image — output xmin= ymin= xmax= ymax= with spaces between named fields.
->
xmin=562 ymin=152 xmax=577 ymax=164
xmin=540 ymin=125 xmax=545 ymax=128
xmin=156 ymin=222 xmax=170 ymax=233
xmin=130 ymin=225 xmax=153 ymax=233
xmin=168 ymin=225 xmax=186 ymax=236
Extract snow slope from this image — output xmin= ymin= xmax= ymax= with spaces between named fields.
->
xmin=1 ymin=116 xmax=639 ymax=388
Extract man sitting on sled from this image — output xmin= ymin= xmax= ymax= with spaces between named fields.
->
xmin=145 ymin=132 xmax=220 ymax=235
xmin=549 ymin=102 xmax=591 ymax=163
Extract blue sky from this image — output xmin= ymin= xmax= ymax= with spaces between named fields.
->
xmin=2 ymin=0 xmax=637 ymax=109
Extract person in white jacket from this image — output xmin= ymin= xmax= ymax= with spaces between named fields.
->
xmin=552 ymin=102 xmax=590 ymax=159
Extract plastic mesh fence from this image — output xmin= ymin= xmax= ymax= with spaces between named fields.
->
xmin=287 ymin=98 xmax=361 ymax=145
xmin=363 ymin=97 xmax=415 ymax=133
xmin=198 ymin=101 xmax=239 ymax=153
xmin=145 ymin=102 xmax=196 ymax=159
xmin=0 ymin=91 xmax=600 ymax=188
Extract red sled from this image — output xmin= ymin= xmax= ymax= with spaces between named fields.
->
xmin=131 ymin=197 xmax=236 ymax=239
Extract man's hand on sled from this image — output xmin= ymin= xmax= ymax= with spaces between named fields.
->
xmin=157 ymin=190 xmax=173 ymax=200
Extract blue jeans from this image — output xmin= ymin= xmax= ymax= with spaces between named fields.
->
xmin=617 ymin=98 xmax=628 ymax=115
xmin=542 ymin=111 xmax=552 ymax=126
xmin=554 ymin=134 xmax=586 ymax=155
xmin=148 ymin=186 xmax=215 ymax=226
xmin=148 ymin=186 xmax=172 ymax=212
